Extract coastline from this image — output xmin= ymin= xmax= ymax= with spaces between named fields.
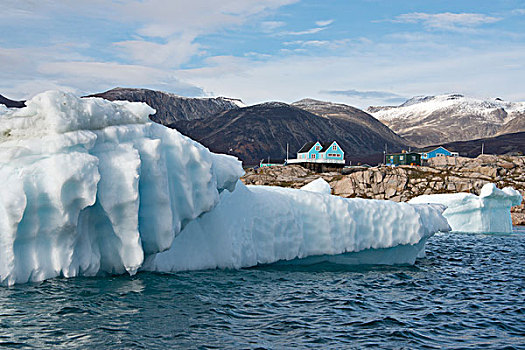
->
xmin=242 ymin=155 xmax=525 ymax=225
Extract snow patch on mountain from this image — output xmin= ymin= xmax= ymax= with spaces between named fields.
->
xmin=370 ymin=94 xmax=525 ymax=123
xmin=367 ymin=94 xmax=525 ymax=146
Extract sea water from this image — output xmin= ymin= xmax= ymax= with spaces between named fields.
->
xmin=1 ymin=228 xmax=524 ymax=349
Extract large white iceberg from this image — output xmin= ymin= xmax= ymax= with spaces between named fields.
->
xmin=0 ymin=91 xmax=450 ymax=285
xmin=0 ymin=91 xmax=242 ymax=285
xmin=409 ymin=183 xmax=522 ymax=233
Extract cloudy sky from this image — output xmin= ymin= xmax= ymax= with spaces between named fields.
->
xmin=2 ymin=0 xmax=524 ymax=107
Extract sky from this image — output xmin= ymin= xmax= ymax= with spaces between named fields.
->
xmin=1 ymin=0 xmax=525 ymax=108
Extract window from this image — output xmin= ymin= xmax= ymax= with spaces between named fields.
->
xmin=400 ymin=156 xmax=404 ymax=160
xmin=312 ymin=154 xmax=316 ymax=159
xmin=315 ymin=146 xmax=321 ymax=151
xmin=332 ymin=145 xmax=337 ymax=150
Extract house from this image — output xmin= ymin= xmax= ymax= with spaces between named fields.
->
xmin=420 ymin=146 xmax=458 ymax=160
xmin=386 ymin=151 xmax=421 ymax=166
xmin=287 ymin=141 xmax=345 ymax=171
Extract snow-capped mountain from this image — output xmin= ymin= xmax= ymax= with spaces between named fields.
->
xmin=368 ymin=94 xmax=525 ymax=146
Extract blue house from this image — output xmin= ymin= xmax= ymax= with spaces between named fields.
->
xmin=296 ymin=141 xmax=344 ymax=162
xmin=287 ymin=141 xmax=345 ymax=171
xmin=420 ymin=146 xmax=458 ymax=160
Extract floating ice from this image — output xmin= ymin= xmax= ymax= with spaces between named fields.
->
xmin=300 ymin=178 xmax=331 ymax=194
xmin=409 ymin=183 xmax=522 ymax=233
xmin=0 ymin=91 xmax=242 ymax=285
xmin=0 ymin=91 xmax=450 ymax=285
xmin=144 ymin=182 xmax=450 ymax=272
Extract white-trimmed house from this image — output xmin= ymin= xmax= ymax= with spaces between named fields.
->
xmin=287 ymin=141 xmax=345 ymax=166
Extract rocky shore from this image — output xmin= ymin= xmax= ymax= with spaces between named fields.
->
xmin=241 ymin=155 xmax=525 ymax=226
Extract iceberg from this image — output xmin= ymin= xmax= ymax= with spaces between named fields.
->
xmin=300 ymin=178 xmax=332 ymax=194
xmin=144 ymin=182 xmax=449 ymax=272
xmin=0 ymin=91 xmax=242 ymax=285
xmin=0 ymin=91 xmax=450 ymax=285
xmin=409 ymin=183 xmax=522 ymax=233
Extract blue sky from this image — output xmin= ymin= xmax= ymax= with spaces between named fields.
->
xmin=1 ymin=0 xmax=524 ymax=107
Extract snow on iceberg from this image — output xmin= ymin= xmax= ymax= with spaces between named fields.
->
xmin=144 ymin=182 xmax=450 ymax=272
xmin=0 ymin=91 xmax=242 ymax=285
xmin=0 ymin=91 xmax=450 ymax=285
xmin=409 ymin=183 xmax=522 ymax=233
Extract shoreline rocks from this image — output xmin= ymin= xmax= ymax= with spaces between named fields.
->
xmin=241 ymin=155 xmax=525 ymax=225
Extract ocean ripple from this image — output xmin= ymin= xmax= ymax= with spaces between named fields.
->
xmin=0 ymin=228 xmax=524 ymax=349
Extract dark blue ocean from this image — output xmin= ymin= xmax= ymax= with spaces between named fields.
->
xmin=1 ymin=228 xmax=524 ymax=349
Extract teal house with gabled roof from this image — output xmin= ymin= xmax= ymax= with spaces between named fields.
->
xmin=295 ymin=141 xmax=344 ymax=162
xmin=287 ymin=141 xmax=345 ymax=171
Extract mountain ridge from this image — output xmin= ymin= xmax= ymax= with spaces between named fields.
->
xmin=368 ymin=93 xmax=525 ymax=146
xmin=86 ymin=87 xmax=244 ymax=125
xmin=172 ymin=100 xmax=407 ymax=165
xmin=0 ymin=94 xmax=25 ymax=108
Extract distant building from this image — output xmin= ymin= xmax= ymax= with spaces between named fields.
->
xmin=259 ymin=158 xmax=285 ymax=167
xmin=287 ymin=141 xmax=345 ymax=171
xmin=386 ymin=151 xmax=421 ymax=166
xmin=420 ymin=146 xmax=458 ymax=160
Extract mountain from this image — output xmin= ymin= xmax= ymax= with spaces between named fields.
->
xmin=423 ymin=131 xmax=525 ymax=158
xmin=0 ymin=94 xmax=25 ymax=108
xmin=292 ymin=98 xmax=407 ymax=149
xmin=86 ymin=87 xmax=244 ymax=125
xmin=368 ymin=94 xmax=525 ymax=147
xmin=172 ymin=100 xmax=408 ymax=165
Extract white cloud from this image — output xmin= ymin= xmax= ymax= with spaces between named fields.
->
xmin=283 ymin=39 xmax=352 ymax=49
xmin=115 ymin=0 xmax=298 ymax=38
xmin=315 ymin=19 xmax=334 ymax=27
xmin=0 ymin=0 xmax=298 ymax=97
xmin=0 ymin=45 xmax=205 ymax=100
xmin=261 ymin=21 xmax=286 ymax=32
xmin=176 ymin=43 xmax=525 ymax=107
xmin=392 ymin=12 xmax=501 ymax=32
xmin=281 ymin=27 xmax=326 ymax=36
xmin=114 ymin=36 xmax=200 ymax=68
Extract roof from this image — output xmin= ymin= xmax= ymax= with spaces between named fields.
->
xmin=298 ymin=141 xmax=340 ymax=153
xmin=297 ymin=141 xmax=317 ymax=153
xmin=417 ymin=146 xmax=454 ymax=153
xmin=320 ymin=141 xmax=336 ymax=152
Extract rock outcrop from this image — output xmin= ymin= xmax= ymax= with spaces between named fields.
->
xmin=241 ymin=155 xmax=525 ymax=225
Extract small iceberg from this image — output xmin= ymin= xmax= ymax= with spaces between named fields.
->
xmin=300 ymin=178 xmax=332 ymax=195
xmin=409 ymin=183 xmax=522 ymax=233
